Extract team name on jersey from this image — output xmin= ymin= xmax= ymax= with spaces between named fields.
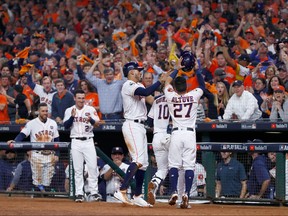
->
xmin=155 ymin=97 xmax=167 ymax=104
xmin=171 ymin=96 xmax=194 ymax=103
xmin=73 ymin=117 xmax=90 ymax=124
xmin=40 ymin=97 xmax=52 ymax=105
xmin=35 ymin=130 xmax=54 ymax=139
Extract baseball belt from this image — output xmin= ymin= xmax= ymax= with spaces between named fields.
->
xmin=73 ymin=137 xmax=92 ymax=141
xmin=172 ymin=127 xmax=194 ymax=132
xmin=35 ymin=150 xmax=54 ymax=155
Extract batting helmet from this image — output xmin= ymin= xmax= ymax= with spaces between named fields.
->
xmin=123 ymin=62 xmax=144 ymax=77
xmin=181 ymin=51 xmax=195 ymax=72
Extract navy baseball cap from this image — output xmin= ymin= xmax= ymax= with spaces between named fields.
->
xmin=232 ymin=80 xmax=243 ymax=87
xmin=111 ymin=147 xmax=124 ymax=154
xmin=123 ymin=62 xmax=143 ymax=77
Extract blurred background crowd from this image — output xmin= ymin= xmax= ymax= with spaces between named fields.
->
xmin=0 ymin=0 xmax=288 ymax=124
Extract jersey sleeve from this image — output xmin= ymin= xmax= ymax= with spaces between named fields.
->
xmin=33 ymin=84 xmax=44 ymax=96
xmin=52 ymin=120 xmax=60 ymax=139
xmin=89 ymin=106 xmax=100 ymax=122
xmin=63 ymin=107 xmax=72 ymax=123
xmin=20 ymin=121 xmax=32 ymax=137
xmin=124 ymin=81 xmax=139 ymax=97
xmin=163 ymin=84 xmax=174 ymax=101
xmin=147 ymin=100 xmax=156 ymax=119
xmin=100 ymin=164 xmax=111 ymax=176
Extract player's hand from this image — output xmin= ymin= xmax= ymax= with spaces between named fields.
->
xmin=71 ymin=108 xmax=76 ymax=117
xmin=7 ymin=140 xmax=14 ymax=145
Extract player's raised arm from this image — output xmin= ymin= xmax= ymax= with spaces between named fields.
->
xmin=195 ymin=48 xmax=205 ymax=92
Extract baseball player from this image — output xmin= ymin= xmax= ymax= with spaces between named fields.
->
xmin=26 ymin=71 xmax=56 ymax=115
xmin=63 ymin=89 xmax=101 ymax=203
xmin=164 ymin=52 xmax=205 ymax=208
xmin=7 ymin=103 xmax=59 ymax=192
xmin=100 ymin=147 xmax=130 ymax=202
xmin=146 ymin=88 xmax=171 ymax=205
xmin=113 ymin=62 xmax=166 ymax=207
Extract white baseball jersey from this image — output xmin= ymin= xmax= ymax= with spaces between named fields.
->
xmin=20 ymin=117 xmax=59 ymax=186
xmin=100 ymin=162 xmax=130 ymax=194
xmin=148 ymin=94 xmax=170 ymax=133
xmin=122 ymin=80 xmax=147 ymax=121
xmin=63 ymin=104 xmax=100 ymax=138
xmin=33 ymin=84 xmax=57 ymax=114
xmin=21 ymin=117 xmax=59 ymax=142
xmin=164 ymin=84 xmax=203 ymax=128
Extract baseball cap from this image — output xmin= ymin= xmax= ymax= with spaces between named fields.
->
xmin=269 ymin=31 xmax=276 ymax=37
xmin=238 ymin=54 xmax=250 ymax=62
xmin=278 ymin=19 xmax=287 ymax=25
xmin=123 ymin=62 xmax=143 ymax=77
xmin=64 ymin=69 xmax=73 ymax=75
xmin=260 ymin=41 xmax=268 ymax=47
xmin=247 ymin=61 xmax=259 ymax=69
xmin=282 ymin=37 xmax=288 ymax=43
xmin=5 ymin=149 xmax=16 ymax=154
xmin=232 ymin=80 xmax=243 ymax=87
xmin=111 ymin=147 xmax=123 ymax=154
xmin=214 ymin=68 xmax=226 ymax=79
xmin=245 ymin=27 xmax=254 ymax=35
xmin=14 ymin=84 xmax=23 ymax=93
xmin=278 ymin=64 xmax=287 ymax=72
xmin=274 ymin=85 xmax=285 ymax=93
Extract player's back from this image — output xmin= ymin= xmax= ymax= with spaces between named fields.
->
xmin=148 ymin=94 xmax=170 ymax=133
xmin=165 ymin=87 xmax=203 ymax=128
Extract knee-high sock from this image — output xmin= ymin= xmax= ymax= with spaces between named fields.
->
xmin=134 ymin=169 xmax=145 ymax=196
xmin=120 ymin=162 xmax=138 ymax=190
xmin=169 ymin=168 xmax=179 ymax=193
xmin=185 ymin=170 xmax=194 ymax=196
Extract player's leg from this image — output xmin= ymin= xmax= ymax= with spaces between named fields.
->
xmin=82 ymin=139 xmax=101 ymax=202
xmin=41 ymin=154 xmax=55 ymax=187
xmin=114 ymin=122 xmax=139 ymax=205
xmin=71 ymin=140 xmax=85 ymax=202
xmin=148 ymin=133 xmax=169 ymax=205
xmin=132 ymin=132 xmax=152 ymax=207
xmin=181 ymin=131 xmax=197 ymax=209
xmin=168 ymin=133 xmax=182 ymax=206
xmin=30 ymin=151 xmax=45 ymax=192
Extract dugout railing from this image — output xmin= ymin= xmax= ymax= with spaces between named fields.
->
xmin=1 ymin=142 xmax=288 ymax=206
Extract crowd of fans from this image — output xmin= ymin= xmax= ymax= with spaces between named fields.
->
xmin=0 ymin=0 xmax=288 ymax=124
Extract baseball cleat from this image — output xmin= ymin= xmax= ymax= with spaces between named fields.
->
xmin=75 ymin=195 xmax=85 ymax=203
xmin=132 ymin=195 xmax=153 ymax=208
xmin=168 ymin=193 xmax=178 ymax=206
xmin=114 ymin=190 xmax=133 ymax=205
xmin=147 ymin=182 xmax=157 ymax=205
xmin=88 ymin=193 xmax=102 ymax=202
xmin=180 ymin=194 xmax=189 ymax=209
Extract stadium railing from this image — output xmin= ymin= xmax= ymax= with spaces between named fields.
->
xmin=1 ymin=141 xmax=288 ymax=206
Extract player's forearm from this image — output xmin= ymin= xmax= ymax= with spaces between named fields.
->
xmin=240 ymin=180 xmax=247 ymax=198
xmin=64 ymin=116 xmax=74 ymax=129
xmin=134 ymin=81 xmax=161 ymax=96
xmin=14 ymin=132 xmax=26 ymax=142
xmin=26 ymin=73 xmax=36 ymax=89
xmin=258 ymin=179 xmax=270 ymax=198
